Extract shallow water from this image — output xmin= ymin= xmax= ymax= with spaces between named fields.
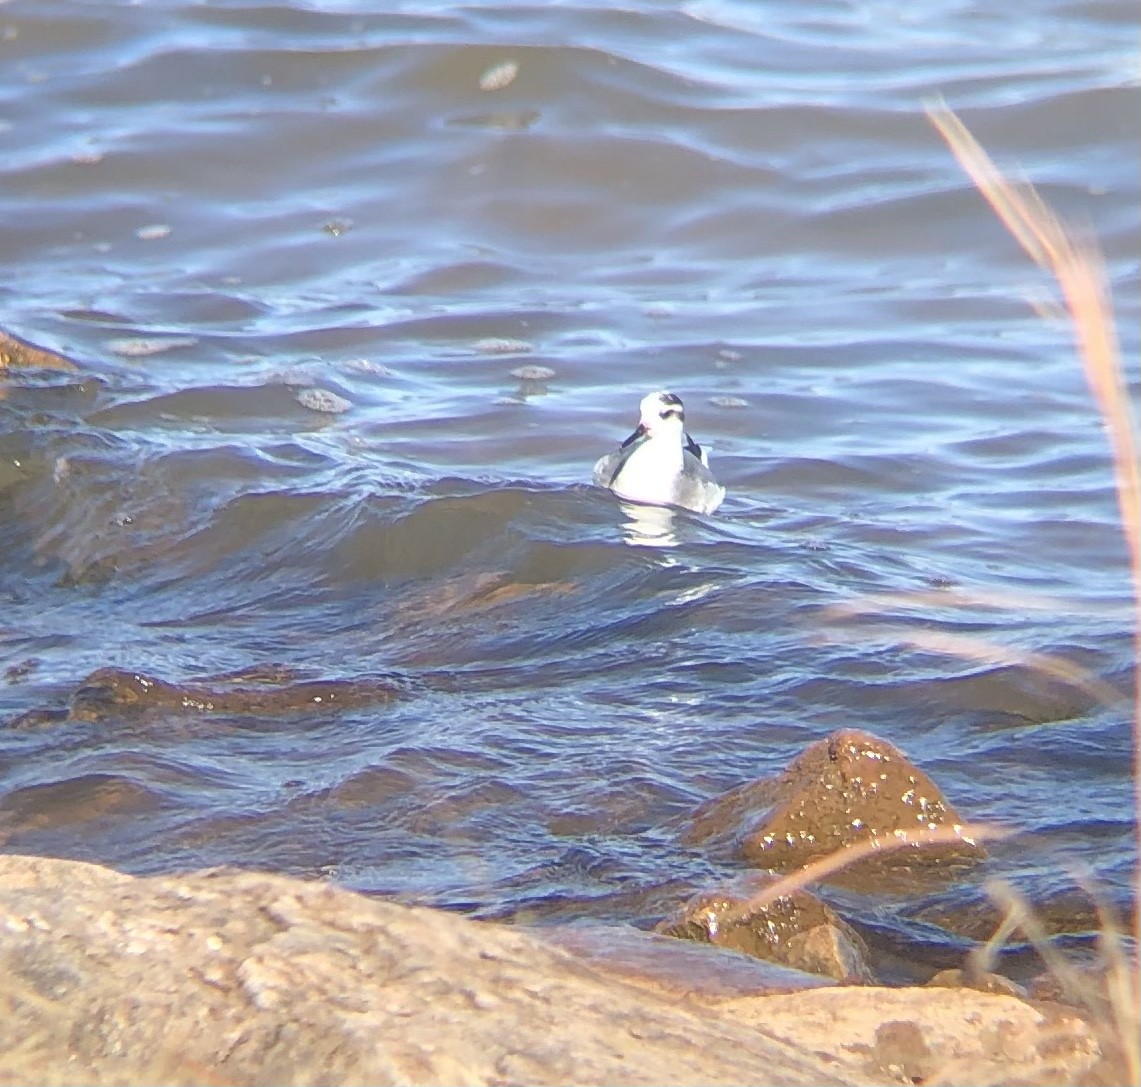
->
xmin=1 ymin=0 xmax=1137 ymax=981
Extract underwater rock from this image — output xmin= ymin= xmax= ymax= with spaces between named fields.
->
xmin=65 ymin=665 xmax=402 ymax=723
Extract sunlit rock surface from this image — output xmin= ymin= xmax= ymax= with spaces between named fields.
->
xmin=656 ymin=872 xmax=875 ymax=983
xmin=0 ymin=855 xmax=1109 ymax=1086
xmin=686 ymin=729 xmax=987 ymax=887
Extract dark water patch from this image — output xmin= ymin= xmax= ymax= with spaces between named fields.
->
xmin=0 ymin=375 xmax=104 ymax=422
xmin=905 ymin=880 xmax=1137 ymax=948
xmin=0 ymin=772 xmax=163 ymax=838
xmin=380 ymin=258 xmax=528 ymax=297
xmin=327 ymin=764 xmax=421 ymax=810
xmin=87 ymin=382 xmax=339 ymax=431
xmin=334 ymin=487 xmax=536 ymax=582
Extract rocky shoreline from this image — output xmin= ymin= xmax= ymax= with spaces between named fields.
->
xmin=0 ymin=853 xmax=1119 ymax=1086
xmin=2 ymin=661 xmax=1132 ymax=1085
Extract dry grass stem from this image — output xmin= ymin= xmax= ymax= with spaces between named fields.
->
xmin=823 ymin=586 xmax=1128 ymax=619
xmin=927 ymin=107 xmax=1140 ymax=1015
xmin=966 ymin=898 xmax=1024 ymax=978
xmin=988 ymin=881 xmax=1094 ymax=1006
xmin=926 ymin=100 xmax=1141 ymax=728
xmin=985 ymin=880 xmax=1140 ymax=1084
xmin=1090 ymin=895 xmax=1141 ymax=1086
xmin=925 ymin=104 xmax=1139 ymax=1081
xmin=818 ymin=624 xmax=1125 ymax=709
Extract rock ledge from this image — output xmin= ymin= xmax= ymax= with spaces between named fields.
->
xmin=0 ymin=855 xmax=1109 ymax=1086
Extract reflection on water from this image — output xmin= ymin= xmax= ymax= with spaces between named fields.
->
xmin=618 ymin=500 xmax=681 ymax=549
xmin=0 ymin=0 xmax=1136 ymax=981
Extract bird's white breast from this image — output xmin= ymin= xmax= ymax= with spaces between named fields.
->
xmin=609 ymin=436 xmax=685 ymax=507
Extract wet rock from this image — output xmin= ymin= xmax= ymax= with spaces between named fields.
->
xmin=0 ymin=328 xmax=78 ymax=372
xmin=927 ymin=967 xmax=1028 ymax=999
xmin=686 ymin=729 xmax=986 ymax=887
xmin=5 ymin=707 xmax=70 ymax=730
xmin=655 ymin=873 xmax=874 ymax=983
xmin=0 ymin=855 xmax=1110 ymax=1087
xmin=65 ymin=665 xmax=402 ymax=723
xmin=545 ymin=922 xmax=835 ymax=998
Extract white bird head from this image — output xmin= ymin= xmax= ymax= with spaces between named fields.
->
xmin=637 ymin=390 xmax=686 ymax=438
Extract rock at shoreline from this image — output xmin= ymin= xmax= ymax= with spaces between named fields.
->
xmin=655 ymin=872 xmax=875 ymax=983
xmin=0 ymin=329 xmax=78 ymax=372
xmin=685 ymin=729 xmax=986 ymax=887
xmin=926 ymin=967 xmax=1028 ymax=999
xmin=0 ymin=854 xmax=1109 ymax=1086
xmin=544 ymin=921 xmax=836 ymax=998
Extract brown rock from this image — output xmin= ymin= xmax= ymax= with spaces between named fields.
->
xmin=0 ymin=853 xmax=131 ymax=892
xmin=655 ymin=873 xmax=874 ymax=983
xmin=0 ymin=329 xmax=78 ymax=372
xmin=686 ymin=729 xmax=986 ymax=887
xmin=723 ymin=986 xmax=1107 ymax=1087
xmin=0 ymin=855 xmax=1111 ymax=1086
xmin=0 ymin=855 xmax=860 ymax=1086
xmin=14 ymin=665 xmax=403 ymax=726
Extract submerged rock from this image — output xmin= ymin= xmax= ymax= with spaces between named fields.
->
xmin=686 ymin=729 xmax=986 ymax=888
xmin=0 ymin=855 xmax=1110 ymax=1086
xmin=6 ymin=665 xmax=404 ymax=733
xmin=64 ymin=665 xmax=403 ymax=723
xmin=655 ymin=873 xmax=874 ymax=983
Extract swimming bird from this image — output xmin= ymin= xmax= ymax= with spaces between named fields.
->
xmin=592 ymin=390 xmax=726 ymax=514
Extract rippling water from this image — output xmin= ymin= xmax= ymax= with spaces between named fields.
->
xmin=1 ymin=0 xmax=1137 ymax=981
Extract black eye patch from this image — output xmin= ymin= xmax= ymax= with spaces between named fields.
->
xmin=659 ymin=407 xmax=683 ymax=420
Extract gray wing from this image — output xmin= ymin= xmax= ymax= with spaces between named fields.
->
xmin=592 ymin=450 xmax=622 ymax=487
xmin=593 ymin=432 xmax=648 ymax=488
xmin=673 ymin=449 xmax=726 ymax=514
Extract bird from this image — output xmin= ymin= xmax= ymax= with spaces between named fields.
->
xmin=592 ymin=390 xmax=725 ymax=514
